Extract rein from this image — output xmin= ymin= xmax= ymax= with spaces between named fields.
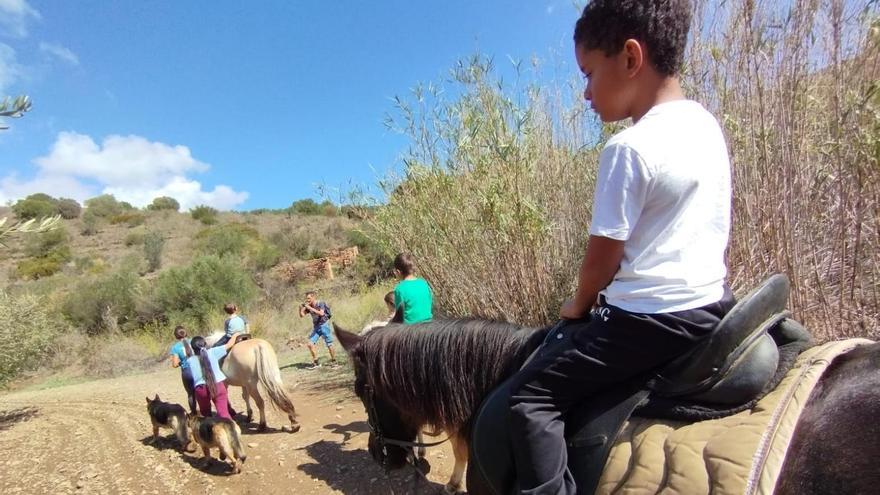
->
xmin=363 ymin=383 xmax=449 ymax=469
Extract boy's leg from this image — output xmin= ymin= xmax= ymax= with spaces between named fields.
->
xmin=213 ymin=382 xmax=232 ymax=420
xmin=509 ymin=296 xmax=731 ymax=494
xmin=194 ymin=385 xmax=212 ymax=416
xmin=212 ymin=335 xmax=230 ymax=348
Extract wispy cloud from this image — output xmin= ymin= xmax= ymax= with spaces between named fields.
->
xmin=39 ymin=42 xmax=79 ymax=66
xmin=1 ymin=132 xmax=249 ymax=210
xmin=0 ymin=0 xmax=40 ymax=38
xmin=0 ymin=42 xmax=23 ymax=95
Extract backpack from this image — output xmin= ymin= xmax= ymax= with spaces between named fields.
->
xmin=323 ymin=302 xmax=332 ymax=319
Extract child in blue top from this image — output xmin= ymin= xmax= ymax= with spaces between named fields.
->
xmin=187 ymin=333 xmax=243 ymax=419
xmin=212 ymin=302 xmax=248 ymax=348
xmin=508 ymin=2 xmax=736 ymax=493
xmin=169 ymin=325 xmax=196 ymax=414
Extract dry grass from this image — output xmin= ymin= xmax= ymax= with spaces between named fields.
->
xmin=367 ymin=2 xmax=880 ymax=341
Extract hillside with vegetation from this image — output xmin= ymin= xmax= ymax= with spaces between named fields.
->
xmin=0 ymin=195 xmax=391 ymax=386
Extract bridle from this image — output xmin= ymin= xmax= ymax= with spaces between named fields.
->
xmin=363 ymin=382 xmax=449 ymax=471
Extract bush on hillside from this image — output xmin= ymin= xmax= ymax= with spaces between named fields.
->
xmin=124 ymin=229 xmax=146 ymax=246
xmin=109 ymin=211 xmax=146 ymax=228
xmin=194 ymin=222 xmax=259 ymax=258
xmin=84 ymin=194 xmax=124 ymax=218
xmin=0 ymin=292 xmax=64 ymax=385
xmin=62 ymin=266 xmax=143 ymax=335
xmin=288 ymin=199 xmax=321 ymax=215
xmin=269 ymin=227 xmax=314 ymax=259
xmin=190 ymin=205 xmax=218 ymax=225
xmin=56 ymin=198 xmax=82 ymax=219
xmin=12 ymin=194 xmax=57 ymax=220
xmin=16 ymin=227 xmax=72 ymax=279
xmin=144 ymin=231 xmax=165 ymax=272
xmin=80 ymin=210 xmax=100 ymax=236
xmin=147 ymin=196 xmax=180 ymax=211
xmin=155 ymin=255 xmax=257 ymax=330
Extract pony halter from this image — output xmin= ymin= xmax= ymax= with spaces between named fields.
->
xmin=363 ymin=383 xmax=449 ymax=471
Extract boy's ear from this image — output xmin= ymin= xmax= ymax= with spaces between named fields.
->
xmin=622 ymin=38 xmax=644 ymax=74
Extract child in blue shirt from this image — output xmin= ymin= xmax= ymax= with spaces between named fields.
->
xmin=169 ymin=325 xmax=196 ymax=414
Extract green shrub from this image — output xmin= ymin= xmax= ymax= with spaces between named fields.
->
xmin=156 ymin=255 xmax=257 ymax=329
xmin=0 ymin=292 xmax=64 ymax=385
xmin=124 ymin=229 xmax=146 ymax=246
xmin=347 ymin=228 xmax=393 ymax=284
xmin=16 ymin=228 xmax=72 ymax=279
xmin=288 ymin=198 xmax=321 ymax=215
xmin=109 ymin=211 xmax=145 ymax=227
xmin=81 ymin=210 xmax=100 ymax=236
xmin=56 ymin=198 xmax=82 ymax=219
xmin=190 ymin=205 xmax=218 ymax=225
xmin=62 ymin=267 xmax=143 ymax=335
xmin=269 ymin=227 xmax=317 ymax=259
xmin=12 ymin=195 xmax=57 ymax=220
xmin=194 ymin=222 xmax=259 ymax=258
xmin=15 ymin=256 xmax=65 ymax=280
xmin=24 ymin=227 xmax=69 ymax=258
xmin=144 ymin=231 xmax=165 ymax=272
xmin=147 ymin=196 xmax=180 ymax=211
xmin=84 ymin=194 xmax=124 ymax=218
xmin=252 ymin=242 xmax=281 ymax=271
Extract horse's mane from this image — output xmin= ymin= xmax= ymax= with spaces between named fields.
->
xmin=357 ymin=318 xmax=548 ymax=435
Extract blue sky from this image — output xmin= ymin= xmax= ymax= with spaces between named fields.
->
xmin=0 ymin=0 xmax=581 ymax=211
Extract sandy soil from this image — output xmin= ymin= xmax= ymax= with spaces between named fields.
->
xmin=0 ymin=360 xmax=458 ymax=494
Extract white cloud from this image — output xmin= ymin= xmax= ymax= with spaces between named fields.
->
xmin=0 ymin=0 xmax=40 ymax=38
xmin=0 ymin=43 xmax=22 ymax=94
xmin=39 ymin=42 xmax=79 ymax=66
xmin=1 ymin=132 xmax=249 ymax=210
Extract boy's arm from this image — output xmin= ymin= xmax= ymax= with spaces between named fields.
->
xmin=170 ymin=353 xmax=180 ymax=368
xmin=560 ymin=235 xmax=625 ymax=319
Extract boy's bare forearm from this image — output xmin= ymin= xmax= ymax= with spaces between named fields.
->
xmin=572 ymin=236 xmax=625 ymax=311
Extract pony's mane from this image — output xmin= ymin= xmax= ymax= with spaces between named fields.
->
xmin=358 ymin=318 xmax=547 ymax=434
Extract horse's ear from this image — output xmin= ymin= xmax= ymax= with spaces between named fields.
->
xmin=334 ymin=324 xmax=362 ymax=353
xmin=154 ymin=393 xmax=159 ymax=401
xmin=146 ymin=396 xmax=151 ymax=404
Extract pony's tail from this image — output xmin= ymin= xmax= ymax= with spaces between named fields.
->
xmin=253 ymin=345 xmax=297 ymax=418
xmin=181 ymin=338 xmax=193 ymax=358
xmin=199 ymin=349 xmax=218 ymax=400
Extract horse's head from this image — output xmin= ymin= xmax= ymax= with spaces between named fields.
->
xmin=337 ymin=325 xmax=420 ymax=471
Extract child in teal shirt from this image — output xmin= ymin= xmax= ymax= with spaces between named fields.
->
xmin=392 ymin=253 xmax=433 ymax=324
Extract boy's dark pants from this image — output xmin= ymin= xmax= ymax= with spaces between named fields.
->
xmin=508 ymin=291 xmax=734 ymax=495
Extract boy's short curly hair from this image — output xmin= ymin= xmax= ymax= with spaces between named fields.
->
xmin=573 ymin=0 xmax=691 ymax=76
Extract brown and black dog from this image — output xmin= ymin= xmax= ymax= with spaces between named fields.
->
xmin=186 ymin=413 xmax=247 ymax=474
xmin=145 ymin=394 xmax=191 ymax=451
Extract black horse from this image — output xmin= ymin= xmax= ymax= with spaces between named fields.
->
xmin=337 ymin=318 xmax=880 ymax=494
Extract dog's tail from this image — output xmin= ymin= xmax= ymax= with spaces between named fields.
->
xmin=171 ymin=414 xmax=189 ymax=448
xmin=253 ymin=344 xmax=297 ymax=418
xmin=230 ymin=422 xmax=247 ymax=463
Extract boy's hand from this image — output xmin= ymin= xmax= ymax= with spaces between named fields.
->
xmin=560 ymin=298 xmax=590 ymax=319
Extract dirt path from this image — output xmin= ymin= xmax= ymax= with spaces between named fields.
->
xmin=0 ymin=361 xmax=458 ymax=494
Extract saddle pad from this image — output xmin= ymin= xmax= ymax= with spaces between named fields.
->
xmin=596 ymin=338 xmax=873 ymax=495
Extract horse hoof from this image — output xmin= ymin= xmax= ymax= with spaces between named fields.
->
xmin=443 ymin=484 xmax=463 ymax=495
xmin=257 ymin=423 xmax=267 ymax=432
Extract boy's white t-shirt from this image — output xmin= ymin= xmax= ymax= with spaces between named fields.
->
xmin=590 ymin=100 xmax=731 ymax=314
